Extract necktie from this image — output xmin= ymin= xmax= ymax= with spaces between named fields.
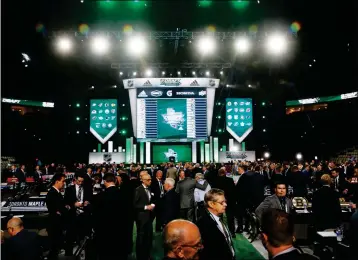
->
xmin=77 ymin=186 xmax=83 ymax=202
xmin=219 ymin=218 xmax=234 ymax=255
xmin=159 ymin=181 xmax=164 ymax=195
xmin=280 ymin=198 xmax=286 ymax=212
xmin=145 ymin=187 xmax=151 ymax=200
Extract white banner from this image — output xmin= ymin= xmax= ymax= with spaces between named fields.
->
xmin=89 ymin=152 xmax=125 ymax=164
xmin=219 ymin=151 xmax=256 ymax=162
xmin=123 ymin=78 xmax=220 ymax=89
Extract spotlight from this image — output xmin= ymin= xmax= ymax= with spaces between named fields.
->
xmin=235 ymin=38 xmax=250 ymax=53
xmin=205 ymin=71 xmax=210 ymax=76
xmin=162 ymin=71 xmax=166 ymax=75
xmin=177 ymin=71 xmax=181 ymax=75
xmin=264 ymin=152 xmax=270 ymax=159
xmin=220 ymin=71 xmax=223 ymax=75
xmin=192 ymin=71 xmax=196 ymax=75
xmin=91 ymin=37 xmax=110 ymax=55
xmin=266 ymin=34 xmax=288 ymax=55
xmin=145 ymin=69 xmax=152 ymax=76
xmin=197 ymin=37 xmax=216 ymax=55
xmin=133 ymin=71 xmax=137 ymax=76
xmin=127 ymin=36 xmax=147 ymax=56
xmin=296 ymin=153 xmax=303 ymax=160
xmin=119 ymin=71 xmax=123 ymax=76
xmin=56 ymin=37 xmax=72 ymax=53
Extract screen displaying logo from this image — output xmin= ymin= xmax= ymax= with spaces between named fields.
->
xmin=209 ymin=79 xmax=216 ymax=87
xmin=160 ymin=79 xmax=181 ymax=86
xmin=166 ymin=90 xmax=173 ymax=97
xmin=190 ymin=80 xmax=200 ymax=86
xmin=164 ymin=149 xmax=178 ymax=159
xmin=138 ymin=90 xmax=148 ymax=98
xmin=198 ymin=90 xmax=206 ymax=96
xmin=151 ymin=90 xmax=163 ymax=97
xmin=127 ymin=80 xmax=134 ymax=88
xmin=143 ymin=80 xmax=152 ymax=87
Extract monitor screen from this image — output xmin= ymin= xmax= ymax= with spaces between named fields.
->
xmin=152 ymin=144 xmax=192 ymax=164
xmin=136 ymin=88 xmax=207 ymax=142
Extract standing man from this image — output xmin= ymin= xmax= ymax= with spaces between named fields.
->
xmin=45 ymin=173 xmax=68 ymax=259
xmin=196 ymin=188 xmax=235 ymax=260
xmin=161 ymin=178 xmax=180 ymax=227
xmin=151 ymin=170 xmax=165 ymax=232
xmin=134 ymin=172 xmax=155 ymax=260
xmin=93 ymin=173 xmax=129 ymax=260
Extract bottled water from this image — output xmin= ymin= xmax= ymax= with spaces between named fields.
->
xmin=336 ymin=227 xmax=343 ymax=242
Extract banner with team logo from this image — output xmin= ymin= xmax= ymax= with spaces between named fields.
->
xmin=136 ymin=88 xmax=207 ymax=99
xmin=226 ymin=98 xmax=253 ymax=143
xmin=90 ymin=99 xmax=118 ymax=144
xmin=123 ymin=78 xmax=220 ymax=89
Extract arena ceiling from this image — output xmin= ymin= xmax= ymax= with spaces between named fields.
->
xmin=2 ymin=0 xmax=356 ymax=103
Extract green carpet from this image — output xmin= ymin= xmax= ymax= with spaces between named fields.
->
xmin=130 ymin=220 xmax=264 ymax=260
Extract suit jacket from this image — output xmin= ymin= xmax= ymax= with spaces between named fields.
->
xmin=45 ymin=187 xmax=67 ymax=226
xmin=93 ymin=186 xmax=128 ymax=244
xmin=161 ymin=189 xmax=180 ymax=226
xmin=312 ymin=186 xmax=341 ymax=230
xmin=15 ymin=170 xmax=26 ymax=183
xmin=64 ymin=185 xmax=92 ymax=216
xmin=196 ymin=210 xmax=234 ymax=260
xmin=273 ymin=249 xmax=319 ymax=260
xmin=166 ymin=167 xmax=178 ymax=179
xmin=151 ymin=178 xmax=164 ymax=203
xmin=236 ymin=171 xmax=265 ymax=208
xmin=2 ymin=229 xmax=42 ymax=260
xmin=215 ymin=176 xmax=236 ymax=207
xmin=255 ymin=194 xmax=293 ymax=221
xmin=133 ymin=185 xmax=154 ymax=223
xmin=175 ymin=177 xmax=208 ymax=209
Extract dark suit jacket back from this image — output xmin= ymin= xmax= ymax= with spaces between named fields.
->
xmin=3 ymin=229 xmax=42 ymax=260
xmin=196 ymin=210 xmax=234 ymax=260
xmin=215 ymin=176 xmax=236 ymax=207
xmin=312 ymin=186 xmax=341 ymax=230
xmin=274 ymin=249 xmax=319 ymax=260
xmin=161 ymin=189 xmax=180 ymax=226
xmin=175 ymin=177 xmax=208 ymax=209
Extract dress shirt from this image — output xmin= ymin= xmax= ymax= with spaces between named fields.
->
xmin=157 ymin=178 xmax=164 ymax=197
xmin=272 ymin=247 xmax=296 ymax=259
xmin=75 ymin=184 xmax=84 ymax=202
xmin=208 ymin=212 xmax=235 ymax=256
xmin=194 ymin=179 xmax=211 ymax=202
xmin=143 ymin=184 xmax=152 ymax=210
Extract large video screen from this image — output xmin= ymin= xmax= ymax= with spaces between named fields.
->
xmin=137 ymin=88 xmax=207 ymax=142
xmin=152 ymin=144 xmax=192 ymax=164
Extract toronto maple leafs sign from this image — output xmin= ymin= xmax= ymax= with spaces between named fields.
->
xmin=226 ymin=98 xmax=253 ymax=143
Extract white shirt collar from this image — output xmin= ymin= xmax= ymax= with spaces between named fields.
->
xmin=142 ymin=184 xmax=148 ymax=189
xmin=107 ymin=184 xmax=116 ymax=188
xmin=209 ymin=211 xmax=220 ymax=222
xmin=273 ymin=246 xmax=296 ymax=259
xmin=52 ymin=186 xmax=60 ymax=193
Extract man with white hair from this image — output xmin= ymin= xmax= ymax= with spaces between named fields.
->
xmin=162 ymin=178 xmax=180 ymax=227
xmin=194 ymin=173 xmax=211 ymax=220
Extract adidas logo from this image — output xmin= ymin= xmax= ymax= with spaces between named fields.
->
xmin=143 ymin=80 xmax=152 ymax=86
xmin=190 ymin=80 xmax=200 ymax=86
xmin=138 ymin=90 xmax=148 ymax=97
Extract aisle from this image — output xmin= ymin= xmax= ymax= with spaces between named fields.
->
xmin=130 ymin=220 xmax=265 ymax=260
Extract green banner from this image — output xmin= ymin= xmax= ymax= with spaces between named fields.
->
xmin=157 ymin=99 xmax=187 ymax=139
xmin=90 ymin=99 xmax=118 ymax=144
xmin=286 ymin=91 xmax=358 ymax=107
xmin=226 ymin=98 xmax=253 ymax=143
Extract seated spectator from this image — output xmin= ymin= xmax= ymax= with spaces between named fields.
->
xmin=260 ymin=209 xmax=318 ymax=260
xmin=2 ymin=217 xmax=42 ymax=260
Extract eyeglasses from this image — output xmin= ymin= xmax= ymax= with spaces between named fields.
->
xmin=213 ymin=200 xmax=227 ymax=205
xmin=181 ymin=241 xmax=203 ymax=251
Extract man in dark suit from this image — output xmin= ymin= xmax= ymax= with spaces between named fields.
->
xmin=196 ymin=188 xmax=235 ymax=260
xmin=83 ymin=167 xmax=94 ymax=194
xmin=260 ymin=209 xmax=318 ymax=260
xmin=15 ymin=165 xmax=26 ymax=183
xmin=3 ymin=217 xmax=42 ymax=260
xmin=255 ymin=182 xmax=294 ymax=222
xmin=93 ymin=173 xmax=129 ymax=260
xmin=64 ymin=174 xmax=92 ymax=256
xmin=134 ymin=172 xmax=155 ymax=260
xmin=215 ymin=168 xmax=237 ymax=236
xmin=175 ymin=172 xmax=208 ymax=222
xmin=163 ymin=220 xmax=203 ymax=260
xmin=161 ymin=178 xmax=180 ymax=227
xmin=45 ymin=173 xmax=68 ymax=259
xmin=151 ymin=170 xmax=165 ymax=232
xmin=312 ymin=174 xmax=341 ymax=230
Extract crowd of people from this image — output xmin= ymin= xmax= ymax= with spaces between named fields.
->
xmin=1 ymin=159 xmax=358 ymax=260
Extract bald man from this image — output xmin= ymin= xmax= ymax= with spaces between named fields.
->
xmin=163 ymin=220 xmax=203 ymax=260
xmin=134 ymin=172 xmax=155 ymax=260
xmin=3 ymin=217 xmax=42 ymax=260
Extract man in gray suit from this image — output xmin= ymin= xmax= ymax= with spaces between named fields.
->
xmin=176 ymin=171 xmax=209 ymax=222
xmin=255 ymin=182 xmax=293 ymax=222
xmin=166 ymin=163 xmax=178 ymax=180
